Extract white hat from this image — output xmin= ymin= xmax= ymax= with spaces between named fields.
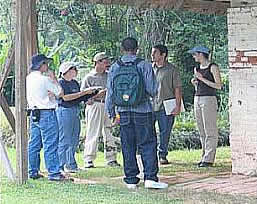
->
xmin=59 ymin=62 xmax=77 ymax=77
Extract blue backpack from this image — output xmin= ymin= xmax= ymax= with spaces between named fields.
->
xmin=112 ymin=58 xmax=146 ymax=107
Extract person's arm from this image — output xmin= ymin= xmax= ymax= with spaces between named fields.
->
xmin=45 ymin=71 xmax=63 ymax=98
xmin=62 ymin=88 xmax=96 ymax=101
xmin=171 ymin=87 xmax=182 ymax=115
xmin=143 ymin=61 xmax=158 ymax=97
xmin=171 ymin=67 xmax=182 ymax=115
xmin=105 ymin=68 xmax=116 ymax=119
xmin=195 ymin=64 xmax=222 ymax=90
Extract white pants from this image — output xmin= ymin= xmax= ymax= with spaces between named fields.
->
xmin=83 ymin=102 xmax=118 ymax=164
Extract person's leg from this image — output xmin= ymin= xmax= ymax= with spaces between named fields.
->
xmin=40 ymin=111 xmax=61 ymax=179
xmin=157 ymin=110 xmax=175 ymax=160
xmin=194 ymin=96 xmax=206 ymax=163
xmin=67 ymin=106 xmax=81 ymax=170
xmin=134 ymin=112 xmax=158 ymax=182
xmin=119 ymin=112 xmax=140 ymax=185
xmin=56 ymin=107 xmax=71 ymax=171
xmin=83 ymin=103 xmax=103 ymax=165
xmin=201 ymin=96 xmax=219 ymax=164
xmin=102 ymin=105 xmax=119 ymax=165
xmin=60 ymin=106 xmax=80 ymax=170
xmin=28 ymin=119 xmax=43 ymax=178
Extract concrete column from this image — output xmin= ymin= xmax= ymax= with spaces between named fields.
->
xmin=228 ymin=7 xmax=257 ymax=175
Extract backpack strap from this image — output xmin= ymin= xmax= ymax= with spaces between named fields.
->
xmin=116 ymin=57 xmax=143 ymax=67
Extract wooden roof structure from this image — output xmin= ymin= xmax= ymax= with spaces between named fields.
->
xmin=83 ymin=0 xmax=231 ymax=15
xmin=1 ymin=0 xmax=257 ymax=184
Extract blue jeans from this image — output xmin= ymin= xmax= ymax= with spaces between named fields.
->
xmin=56 ymin=106 xmax=80 ymax=170
xmin=119 ymin=112 xmax=158 ymax=184
xmin=28 ymin=110 xmax=61 ymax=179
xmin=153 ymin=110 xmax=175 ymax=159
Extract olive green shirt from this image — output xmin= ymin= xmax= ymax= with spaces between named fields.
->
xmin=153 ymin=62 xmax=182 ymax=111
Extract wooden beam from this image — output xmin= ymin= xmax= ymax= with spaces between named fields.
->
xmin=0 ymin=45 xmax=15 ymax=93
xmin=0 ymin=94 xmax=15 ymax=134
xmin=0 ymin=136 xmax=16 ymax=181
xmin=15 ymin=0 xmax=29 ymax=184
xmin=183 ymin=0 xmax=230 ymax=14
xmin=81 ymin=0 xmax=230 ymax=15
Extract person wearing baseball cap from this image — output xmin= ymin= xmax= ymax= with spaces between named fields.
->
xmin=27 ymin=54 xmax=67 ymax=181
xmin=81 ymin=52 xmax=120 ymax=168
xmin=188 ymin=46 xmax=222 ymax=168
xmin=56 ymin=61 xmax=98 ymax=173
xmin=30 ymin=54 xmax=53 ymax=71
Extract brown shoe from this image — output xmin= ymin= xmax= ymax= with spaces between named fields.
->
xmin=159 ymin=158 xmax=169 ymax=165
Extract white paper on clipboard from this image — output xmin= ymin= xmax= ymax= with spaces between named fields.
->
xmin=163 ymin=99 xmax=185 ymax=115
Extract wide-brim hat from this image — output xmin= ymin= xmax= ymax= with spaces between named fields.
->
xmin=30 ymin=54 xmax=53 ymax=70
xmin=188 ymin=46 xmax=210 ymax=55
xmin=93 ymin=52 xmax=109 ymax=62
xmin=59 ymin=61 xmax=78 ymax=77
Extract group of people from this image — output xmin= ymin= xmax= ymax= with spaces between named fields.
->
xmin=26 ymin=37 xmax=222 ymax=189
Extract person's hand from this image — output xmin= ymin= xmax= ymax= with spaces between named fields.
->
xmin=82 ymin=87 xmax=96 ymax=95
xmin=93 ymin=89 xmax=106 ymax=98
xmin=171 ymin=105 xmax=181 ymax=115
xmin=191 ymin=78 xmax=198 ymax=86
xmin=47 ymin=70 xmax=57 ymax=82
xmin=48 ymin=91 xmax=56 ymax=101
xmin=111 ymin=114 xmax=120 ymax=126
xmin=194 ymin=71 xmax=203 ymax=81
xmin=86 ymin=98 xmax=94 ymax=105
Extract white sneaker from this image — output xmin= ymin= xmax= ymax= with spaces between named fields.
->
xmin=144 ymin=180 xmax=168 ymax=189
xmin=126 ymin=183 xmax=138 ymax=189
xmin=64 ymin=167 xmax=82 ymax=173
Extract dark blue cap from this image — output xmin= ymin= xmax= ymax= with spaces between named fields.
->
xmin=30 ymin=54 xmax=53 ymax=70
xmin=188 ymin=46 xmax=210 ymax=55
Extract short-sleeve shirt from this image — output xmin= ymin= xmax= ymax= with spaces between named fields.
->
xmin=81 ymin=70 xmax=107 ymax=102
xmin=26 ymin=71 xmax=62 ymax=109
xmin=58 ymin=79 xmax=81 ymax=108
xmin=153 ymin=62 xmax=182 ymax=111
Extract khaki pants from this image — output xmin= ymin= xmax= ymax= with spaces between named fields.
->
xmin=194 ymin=96 xmax=219 ymax=163
xmin=83 ymin=102 xmax=118 ymax=164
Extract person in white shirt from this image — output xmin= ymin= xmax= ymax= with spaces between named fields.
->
xmin=26 ymin=54 xmax=66 ymax=181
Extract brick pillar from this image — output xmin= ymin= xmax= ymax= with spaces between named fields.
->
xmin=228 ymin=7 xmax=257 ymax=175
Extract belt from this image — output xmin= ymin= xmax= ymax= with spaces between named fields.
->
xmin=38 ymin=109 xmax=55 ymax=111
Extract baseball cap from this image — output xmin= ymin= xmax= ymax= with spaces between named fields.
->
xmin=188 ymin=46 xmax=210 ymax=55
xmin=93 ymin=52 xmax=108 ymax=62
xmin=30 ymin=54 xmax=53 ymax=70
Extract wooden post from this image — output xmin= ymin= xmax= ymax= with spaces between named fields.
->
xmin=15 ymin=0 xmax=29 ymax=184
xmin=27 ymin=0 xmax=38 ymax=71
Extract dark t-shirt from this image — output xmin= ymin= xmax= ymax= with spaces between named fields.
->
xmin=195 ymin=63 xmax=216 ymax=96
xmin=58 ymin=78 xmax=94 ymax=108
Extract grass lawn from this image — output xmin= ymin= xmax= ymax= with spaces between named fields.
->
xmin=1 ymin=147 xmax=255 ymax=204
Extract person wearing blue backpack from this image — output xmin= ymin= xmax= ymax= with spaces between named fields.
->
xmin=105 ymin=37 xmax=168 ymax=189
